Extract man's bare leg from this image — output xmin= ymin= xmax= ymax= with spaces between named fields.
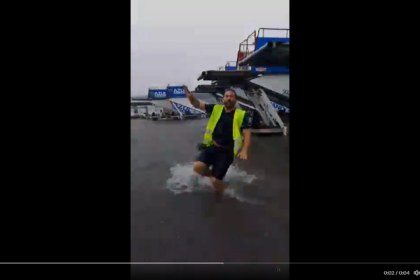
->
xmin=194 ymin=162 xmax=228 ymax=198
xmin=210 ymin=176 xmax=229 ymax=197
xmin=193 ymin=161 xmax=211 ymax=177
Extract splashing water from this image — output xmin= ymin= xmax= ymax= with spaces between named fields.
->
xmin=166 ymin=162 xmax=263 ymax=205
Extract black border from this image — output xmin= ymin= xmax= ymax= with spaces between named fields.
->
xmin=1 ymin=0 xmax=130 ymax=264
xmin=290 ymin=1 xmax=420 ymax=277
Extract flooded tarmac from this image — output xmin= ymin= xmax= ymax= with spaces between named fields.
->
xmin=131 ymin=117 xmax=289 ymax=262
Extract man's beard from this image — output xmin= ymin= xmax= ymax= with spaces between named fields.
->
xmin=224 ymin=101 xmax=235 ymax=109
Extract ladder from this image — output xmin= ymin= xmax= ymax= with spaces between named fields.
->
xmin=244 ymin=88 xmax=284 ymax=129
xmin=171 ymin=102 xmax=184 ymax=120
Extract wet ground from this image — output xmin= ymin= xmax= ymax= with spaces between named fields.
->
xmin=131 ymin=118 xmax=289 ymax=262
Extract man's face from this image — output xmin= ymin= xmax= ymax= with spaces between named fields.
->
xmin=223 ymin=90 xmax=236 ymax=109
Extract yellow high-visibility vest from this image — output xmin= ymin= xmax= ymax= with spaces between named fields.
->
xmin=203 ymin=105 xmax=245 ymax=156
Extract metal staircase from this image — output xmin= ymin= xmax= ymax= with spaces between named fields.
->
xmin=244 ymin=88 xmax=284 ymax=129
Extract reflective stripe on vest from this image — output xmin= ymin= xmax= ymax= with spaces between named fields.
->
xmin=203 ymin=105 xmax=245 ymax=156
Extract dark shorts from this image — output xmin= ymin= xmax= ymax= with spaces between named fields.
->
xmin=196 ymin=146 xmax=234 ymax=180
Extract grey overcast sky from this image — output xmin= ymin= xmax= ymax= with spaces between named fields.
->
xmin=131 ymin=0 xmax=289 ymax=97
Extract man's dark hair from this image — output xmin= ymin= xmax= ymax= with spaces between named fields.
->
xmin=224 ymin=88 xmax=237 ymax=97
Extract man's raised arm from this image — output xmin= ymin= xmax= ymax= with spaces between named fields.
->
xmin=184 ymin=85 xmax=205 ymax=111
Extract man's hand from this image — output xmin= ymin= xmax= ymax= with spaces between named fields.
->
xmin=184 ymin=85 xmax=203 ymax=110
xmin=183 ymin=85 xmax=191 ymax=96
xmin=238 ymin=150 xmax=248 ymax=160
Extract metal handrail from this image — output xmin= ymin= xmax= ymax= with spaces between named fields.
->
xmin=236 ymin=30 xmax=257 ymax=66
xmin=236 ymin=28 xmax=289 ymax=66
xmin=257 ymin=28 xmax=289 ymax=38
xmin=218 ymin=61 xmax=238 ymax=70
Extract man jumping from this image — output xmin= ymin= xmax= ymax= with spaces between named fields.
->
xmin=184 ymin=85 xmax=251 ymax=196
